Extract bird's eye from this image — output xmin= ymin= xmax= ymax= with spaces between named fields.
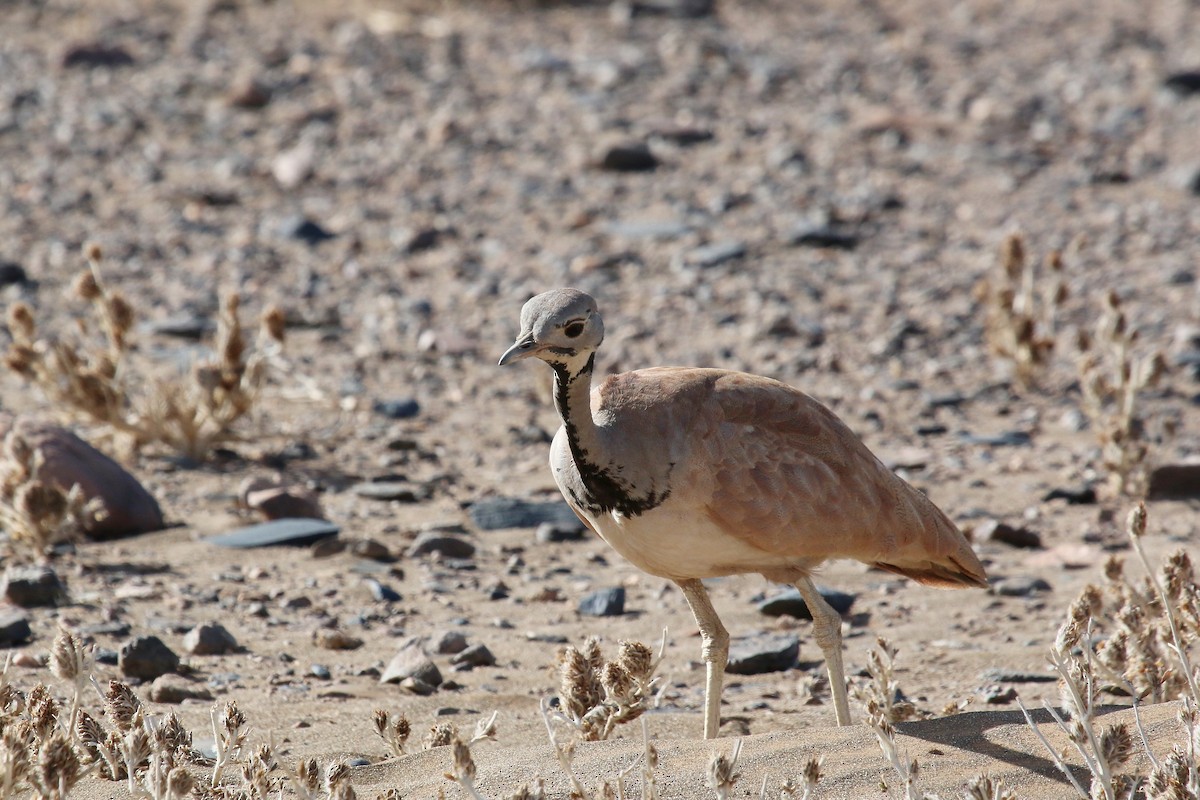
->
xmin=564 ymin=321 xmax=585 ymax=338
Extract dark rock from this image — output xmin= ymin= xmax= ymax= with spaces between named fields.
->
xmin=599 ymin=143 xmax=658 ymax=172
xmin=434 ymin=630 xmax=468 ymax=655
xmin=280 ymin=216 xmax=334 ymax=245
xmin=726 ymin=634 xmax=800 ymax=675
xmin=183 ymin=622 xmax=238 ymax=656
xmin=407 ymin=531 xmax=476 ymax=559
xmin=149 ymin=674 xmax=214 ymax=704
xmin=0 ymin=417 xmax=165 ymax=538
xmin=758 ymin=587 xmax=855 ymax=620
xmin=79 ymin=621 xmax=131 ymax=638
xmin=980 ymin=684 xmax=1018 ymax=704
xmin=991 ymin=576 xmax=1052 ymax=597
xmin=0 ymin=611 xmax=31 ymax=645
xmin=1164 ymin=71 xmax=1200 ymax=95
xmin=468 ymin=497 xmax=580 ymax=530
xmin=227 ymin=77 xmax=271 ymax=109
xmin=209 ymin=518 xmax=339 ymax=549
xmin=535 ymin=520 xmax=587 ymax=543
xmin=245 ymin=486 xmax=324 ymax=521
xmin=1147 ymin=463 xmax=1200 ymax=500
xmin=397 ymin=227 xmax=442 ymax=254
xmin=578 ymin=587 xmax=625 ymax=617
xmin=916 ymin=424 xmax=949 ymax=436
xmin=648 ymin=124 xmax=714 ymax=145
xmin=373 ymin=398 xmax=420 ymax=419
xmin=311 ymin=664 xmax=331 ymax=680
xmin=94 ymin=648 xmax=119 ymax=665
xmin=629 ymin=0 xmax=714 ymax=17
xmin=959 ymin=430 xmax=1033 ymax=447
xmin=314 ymin=630 xmax=363 ymax=650
xmin=2 ymin=566 xmax=66 ymax=607
xmin=351 ymin=539 xmax=392 ymax=561
xmin=61 ymin=42 xmax=135 ymax=69
xmin=450 ymin=643 xmax=496 ymax=669
xmin=353 ymin=481 xmax=425 ymax=502
xmin=365 ymin=579 xmax=401 ymax=602
xmin=1043 ymin=485 xmax=1097 ymax=505
xmin=788 ymin=223 xmax=859 ymax=250
xmin=400 ymin=676 xmax=438 ymax=695
xmin=685 ymin=241 xmax=747 ymax=268
xmin=0 ymin=262 xmax=28 ymax=286
xmin=973 ymin=520 xmax=1042 ymax=549
xmin=483 ymin=580 xmax=510 ymax=600
xmin=142 ymin=315 xmax=213 ymax=340
xmin=979 ymin=668 xmax=1056 ymax=684
xmin=381 ymin=643 xmax=443 ymax=687
xmin=119 ymin=636 xmax=180 ymax=680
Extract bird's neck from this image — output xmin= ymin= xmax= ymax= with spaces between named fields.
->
xmin=551 ymin=353 xmax=601 ymax=462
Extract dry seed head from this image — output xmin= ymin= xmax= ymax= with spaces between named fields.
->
xmin=6 ymin=302 xmax=35 ymax=339
xmin=28 ymin=683 xmax=58 ymax=739
xmin=326 ymin=761 xmax=350 ymax=791
xmin=74 ymin=268 xmax=102 ymax=301
xmin=106 ymin=680 xmax=141 ymax=731
xmin=1127 ymin=502 xmax=1147 ymax=539
xmin=425 ymin=722 xmax=456 ymax=749
xmin=617 ymin=640 xmax=653 ymax=682
xmin=84 ymin=243 xmax=103 ymax=262
xmin=262 ymin=305 xmax=286 ymax=343
xmin=1103 ymin=556 xmax=1125 ymax=583
xmin=15 ymin=481 xmax=68 ymax=525
xmin=167 ymin=765 xmax=195 ymax=798
xmin=107 ymin=293 xmax=134 ymax=340
xmin=1098 ymin=722 xmax=1134 ymax=769
xmin=221 ymin=699 xmax=246 ymax=733
xmin=49 ymin=626 xmax=87 ymax=683
xmin=452 ymin=738 xmax=476 ymax=783
xmin=156 ymin=712 xmax=192 ymax=754
xmin=38 ymin=731 xmax=82 ymax=792
xmin=372 ymin=709 xmax=388 ymax=737
xmin=802 ymin=756 xmax=823 ymax=788
xmin=600 ymin=661 xmax=634 ymax=700
xmin=4 ymin=344 xmax=37 ymax=376
xmin=296 ymin=757 xmax=320 ymax=792
xmin=1000 ymin=234 xmax=1025 ymax=280
xmin=706 ymin=745 xmax=740 ymax=794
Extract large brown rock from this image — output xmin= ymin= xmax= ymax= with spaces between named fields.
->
xmin=0 ymin=414 xmax=164 ymax=539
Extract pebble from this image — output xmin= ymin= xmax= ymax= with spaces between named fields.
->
xmin=1 ymin=565 xmax=66 ymax=608
xmin=959 ymin=431 xmax=1033 ymax=447
xmin=979 ymin=668 xmax=1055 ymax=684
xmin=787 ymin=223 xmax=859 ymax=250
xmin=347 ymin=757 xmax=370 ymax=767
xmin=227 ymin=77 xmax=272 ymax=109
xmin=599 ymin=143 xmax=658 ymax=172
xmin=535 ymin=521 xmax=587 ymax=543
xmin=726 ymin=634 xmax=800 ymax=675
xmin=648 ymin=124 xmax=714 ymax=145
xmin=400 ymin=677 xmax=437 ymax=696
xmin=980 ymin=685 xmax=1018 ymax=704
xmin=604 ymin=219 xmax=690 ymax=240
xmin=245 ymin=486 xmax=324 ymax=521
xmin=684 ymin=240 xmax=747 ymax=269
xmin=60 ymin=42 xmax=135 ymax=69
xmin=381 ymin=645 xmax=443 ymax=687
xmin=279 ymin=216 xmax=334 ymax=245
xmin=365 ymin=579 xmax=401 ymax=602
xmin=350 ymin=539 xmax=391 ymax=561
xmin=119 ymin=636 xmax=180 ymax=680
xmin=483 ymin=580 xmax=510 ymax=600
xmin=271 ymin=142 xmax=314 ymax=189
xmin=142 ymin=315 xmax=213 ymax=339
xmin=149 ymin=674 xmax=214 ymax=704
xmin=208 ymin=518 xmax=339 ymax=549
xmin=1164 ymin=71 xmax=1200 ymax=96
xmin=434 ymin=631 xmax=469 ymax=655
xmin=1042 ymin=485 xmax=1097 ymax=505
xmin=0 ymin=262 xmax=28 ymax=286
xmin=468 ymin=497 xmax=581 ymax=530
xmin=353 ymin=482 xmax=425 ymax=502
xmin=757 ymin=587 xmax=855 ymax=620
xmin=0 ymin=611 xmax=31 ymax=645
xmin=1146 ymin=463 xmax=1200 ymax=500
xmin=973 ymin=520 xmax=1042 ymax=549
xmin=373 ymin=398 xmax=421 ymax=419
xmin=406 ymin=532 xmax=476 ymax=559
xmin=314 ymin=629 xmax=363 ymax=650
xmin=183 ymin=622 xmax=238 ymax=656
xmin=310 ymin=664 xmax=332 ymax=680
xmin=395 ymin=227 xmax=442 ymax=254
xmin=449 ymin=644 xmax=496 ymax=669
xmin=577 ymin=587 xmax=625 ymax=617
xmin=991 ymin=576 xmax=1052 ymax=597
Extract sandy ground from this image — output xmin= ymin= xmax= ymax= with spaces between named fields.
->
xmin=1 ymin=0 xmax=1199 ymax=796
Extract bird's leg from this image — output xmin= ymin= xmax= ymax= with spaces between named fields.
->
xmin=795 ymin=576 xmax=852 ymax=725
xmin=677 ymin=578 xmax=729 ymax=739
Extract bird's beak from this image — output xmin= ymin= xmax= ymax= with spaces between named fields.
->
xmin=498 ymin=335 xmax=539 ymax=366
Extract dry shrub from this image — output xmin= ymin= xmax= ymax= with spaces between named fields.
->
xmin=976 ymin=233 xmax=1067 ymax=388
xmin=554 ymin=636 xmax=663 ymax=742
xmin=3 ymin=244 xmax=286 ymax=460
xmin=0 ymin=429 xmax=105 ymax=560
xmin=1077 ymin=290 xmax=1170 ymax=498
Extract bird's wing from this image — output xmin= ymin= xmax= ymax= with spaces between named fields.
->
xmin=679 ymin=371 xmax=986 ymax=588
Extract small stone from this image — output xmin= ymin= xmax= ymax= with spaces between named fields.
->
xmin=980 ymin=684 xmax=1018 ymax=704
xmin=350 ymin=539 xmax=392 ymax=561
xmin=788 ymin=223 xmax=859 ymax=250
xmin=396 ymin=227 xmax=442 ymax=254
xmin=279 ymin=216 xmax=334 ymax=245
xmin=311 ymin=539 xmax=347 ymax=558
xmin=381 ymin=644 xmax=443 ymax=687
xmin=648 ymin=124 xmax=714 ymax=145
xmin=149 ymin=674 xmax=214 ymax=704
xmin=183 ymin=622 xmax=238 ymax=656
xmin=726 ymin=634 xmax=800 ymax=675
xmin=1164 ymin=71 xmax=1200 ymax=96
xmin=407 ymin=532 xmax=476 ymax=559
xmin=373 ymin=398 xmax=420 ymax=419
xmin=577 ymin=587 xmax=625 ymax=617
xmin=311 ymin=664 xmax=331 ymax=680
xmin=1 ymin=566 xmax=66 ymax=608
xmin=757 ymin=587 xmax=855 ymax=620
xmin=11 ymin=651 xmax=42 ymax=668
xmin=208 ymin=518 xmax=339 ymax=549
xmin=119 ymin=636 xmax=180 ymax=680
xmin=535 ymin=521 xmax=587 ymax=543
xmin=604 ymin=219 xmax=690 ymax=240
xmin=0 ymin=611 xmax=31 ymax=645
xmin=245 ymin=486 xmax=324 ymax=521
xmin=0 ymin=262 xmax=28 ymax=286
xmin=599 ymin=143 xmax=658 ymax=172
xmin=61 ymin=42 xmax=135 ymax=69
xmin=353 ymin=482 xmax=425 ymax=502
xmin=684 ymin=240 xmax=747 ymax=269
xmin=1042 ymin=485 xmax=1097 ymax=505
xmin=271 ymin=142 xmax=314 ymax=189
xmin=1146 ymin=463 xmax=1200 ymax=500
xmin=400 ymin=676 xmax=437 ymax=696
xmin=468 ymin=497 xmax=581 ymax=530
xmin=991 ymin=576 xmax=1052 ymax=597
xmin=979 ymin=668 xmax=1055 ymax=684
xmin=433 ymin=631 xmax=468 ymax=655
xmin=314 ymin=630 xmax=363 ymax=651
xmin=449 ymin=643 xmax=496 ymax=669
xmin=959 ymin=431 xmax=1033 ymax=447
xmin=143 ymin=315 xmax=213 ymax=339
xmin=227 ymin=77 xmax=271 ymax=108
xmin=973 ymin=520 xmax=1042 ymax=549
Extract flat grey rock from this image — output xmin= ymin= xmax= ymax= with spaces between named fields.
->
xmin=381 ymin=642 xmax=443 ymax=687
xmin=1147 ymin=463 xmax=1200 ymax=500
xmin=149 ymin=674 xmax=214 ymax=704
xmin=578 ymin=587 xmax=625 ymax=617
xmin=208 ymin=518 xmax=339 ymax=549
xmin=757 ymin=587 xmax=855 ymax=619
xmin=992 ymin=576 xmax=1052 ymax=597
xmin=604 ymin=219 xmax=690 ymax=240
xmin=119 ymin=635 xmax=180 ymax=680
xmin=434 ymin=630 xmax=468 ymax=655
xmin=685 ymin=240 xmax=746 ymax=268
xmin=406 ymin=531 xmax=475 ymax=559
xmin=353 ymin=482 xmax=424 ymax=502
xmin=726 ymin=634 xmax=800 ymax=675
xmin=973 ymin=520 xmax=1042 ymax=549
xmin=183 ymin=622 xmax=238 ymax=656
xmin=0 ymin=611 xmax=31 ymax=645
xmin=2 ymin=565 xmax=67 ymax=608
xmin=450 ymin=643 xmax=496 ymax=669
xmin=468 ymin=497 xmax=581 ymax=531
xmin=979 ymin=668 xmax=1056 ymax=684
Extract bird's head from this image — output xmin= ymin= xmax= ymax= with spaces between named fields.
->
xmin=498 ymin=288 xmax=604 ymax=373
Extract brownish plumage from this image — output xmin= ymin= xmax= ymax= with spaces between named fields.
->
xmin=500 ymin=289 xmax=987 ymax=738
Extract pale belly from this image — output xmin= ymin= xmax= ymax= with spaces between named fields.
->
xmin=580 ymin=498 xmax=814 ymax=582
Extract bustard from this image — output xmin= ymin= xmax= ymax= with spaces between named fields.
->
xmin=499 ymin=288 xmax=988 ymax=738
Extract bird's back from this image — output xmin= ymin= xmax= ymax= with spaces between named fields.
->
xmin=584 ymin=367 xmax=986 ymax=588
